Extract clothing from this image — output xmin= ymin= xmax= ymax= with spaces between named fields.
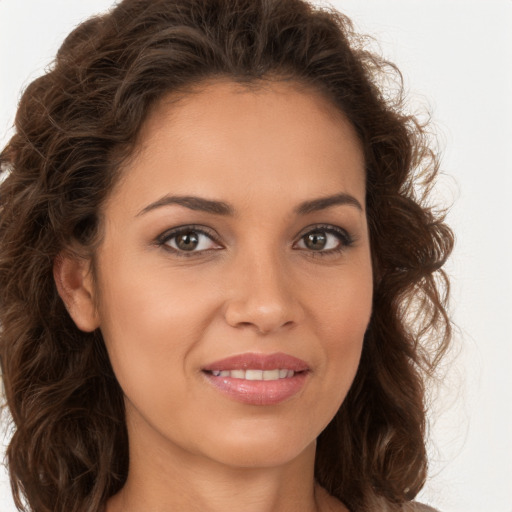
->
xmin=369 ymin=498 xmax=440 ymax=512
xmin=409 ymin=503 xmax=439 ymax=512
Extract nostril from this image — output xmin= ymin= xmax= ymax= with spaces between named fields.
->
xmin=223 ymin=283 xmax=304 ymax=334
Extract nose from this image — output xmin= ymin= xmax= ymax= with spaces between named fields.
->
xmin=223 ymin=248 xmax=304 ymax=335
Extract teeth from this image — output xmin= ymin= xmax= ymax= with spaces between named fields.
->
xmin=263 ymin=369 xmax=280 ymax=380
xmin=245 ymin=369 xmax=263 ymax=380
xmin=209 ymin=369 xmax=296 ymax=380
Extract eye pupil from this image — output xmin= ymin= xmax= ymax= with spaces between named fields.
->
xmin=176 ymin=232 xmax=199 ymax=251
xmin=305 ymin=231 xmax=327 ymax=250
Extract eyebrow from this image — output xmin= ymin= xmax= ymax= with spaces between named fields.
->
xmin=294 ymin=193 xmax=363 ymax=215
xmin=137 ymin=195 xmax=234 ymax=216
xmin=137 ymin=192 xmax=363 ymax=217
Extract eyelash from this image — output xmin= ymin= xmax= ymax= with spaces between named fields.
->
xmin=296 ymin=224 xmax=354 ymax=259
xmin=155 ymin=225 xmax=221 ymax=258
xmin=155 ymin=224 xmax=354 ymax=259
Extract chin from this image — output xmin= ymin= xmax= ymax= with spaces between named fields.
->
xmin=193 ymin=422 xmax=318 ymax=469
xmin=208 ymin=442 xmax=314 ymax=470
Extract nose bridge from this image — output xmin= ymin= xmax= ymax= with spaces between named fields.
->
xmin=223 ymin=237 xmax=301 ymax=334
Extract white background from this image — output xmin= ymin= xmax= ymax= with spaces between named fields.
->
xmin=1 ymin=1 xmax=511 ymax=511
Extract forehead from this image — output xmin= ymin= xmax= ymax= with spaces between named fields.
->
xmin=140 ymin=78 xmax=361 ymax=152
xmin=111 ymin=79 xmax=365 ymax=213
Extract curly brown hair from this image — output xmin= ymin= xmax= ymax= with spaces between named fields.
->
xmin=0 ymin=0 xmax=453 ymax=511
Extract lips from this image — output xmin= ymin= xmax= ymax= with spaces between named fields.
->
xmin=201 ymin=352 xmax=310 ymax=405
xmin=202 ymin=352 xmax=310 ymax=372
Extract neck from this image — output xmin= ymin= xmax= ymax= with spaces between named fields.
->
xmin=105 ymin=410 xmax=341 ymax=512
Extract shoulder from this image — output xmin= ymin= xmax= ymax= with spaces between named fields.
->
xmin=404 ymin=502 xmax=440 ymax=512
xmin=374 ymin=500 xmax=440 ymax=512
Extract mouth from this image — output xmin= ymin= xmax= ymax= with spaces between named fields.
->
xmin=201 ymin=352 xmax=310 ymax=405
xmin=206 ymin=368 xmax=298 ymax=380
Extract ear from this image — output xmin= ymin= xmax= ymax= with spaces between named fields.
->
xmin=53 ymin=252 xmax=100 ymax=332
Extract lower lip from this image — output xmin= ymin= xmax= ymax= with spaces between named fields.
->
xmin=202 ymin=372 xmax=308 ymax=405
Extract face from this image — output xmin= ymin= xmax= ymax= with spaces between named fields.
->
xmin=89 ymin=80 xmax=372 ymax=469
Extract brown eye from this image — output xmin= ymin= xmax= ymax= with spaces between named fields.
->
xmin=175 ymin=231 xmax=199 ymax=251
xmin=295 ymin=225 xmax=353 ymax=255
xmin=304 ymin=231 xmax=328 ymax=250
xmin=159 ymin=227 xmax=221 ymax=255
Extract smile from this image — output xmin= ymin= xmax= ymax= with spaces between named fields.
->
xmin=202 ymin=352 xmax=310 ymax=405
xmin=208 ymin=369 xmax=296 ymax=380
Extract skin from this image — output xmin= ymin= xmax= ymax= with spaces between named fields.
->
xmin=56 ymin=79 xmax=373 ymax=512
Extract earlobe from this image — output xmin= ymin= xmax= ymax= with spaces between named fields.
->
xmin=53 ymin=252 xmax=100 ymax=332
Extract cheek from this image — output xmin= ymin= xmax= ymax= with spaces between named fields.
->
xmin=305 ymin=253 xmax=373 ymax=340
xmin=97 ymin=283 xmax=215 ymax=451
xmin=320 ymin=308 xmax=367 ymax=391
xmin=308 ymin=261 xmax=372 ymax=407
xmin=95 ymin=260 xmax=215 ymax=401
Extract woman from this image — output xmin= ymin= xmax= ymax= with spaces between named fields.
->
xmin=0 ymin=0 xmax=453 ymax=511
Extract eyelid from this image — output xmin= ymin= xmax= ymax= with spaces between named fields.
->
xmin=293 ymin=224 xmax=355 ymax=254
xmin=155 ymin=224 xmax=223 ymax=255
xmin=155 ymin=223 xmax=355 ymax=258
xmin=295 ymin=223 xmax=351 ymax=239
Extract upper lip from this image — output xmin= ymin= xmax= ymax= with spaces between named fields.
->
xmin=202 ymin=352 xmax=310 ymax=372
